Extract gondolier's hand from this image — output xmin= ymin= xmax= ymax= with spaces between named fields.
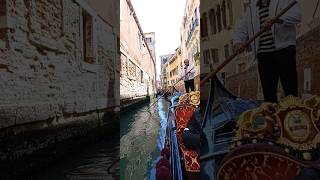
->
xmin=233 ymin=43 xmax=244 ymax=54
xmin=262 ymin=17 xmax=284 ymax=29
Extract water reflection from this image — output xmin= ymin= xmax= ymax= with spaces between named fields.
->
xmin=31 ymin=135 xmax=119 ymax=180
xmin=120 ymin=99 xmax=169 ymax=180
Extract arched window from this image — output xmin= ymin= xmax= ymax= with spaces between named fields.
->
xmin=216 ymin=5 xmax=222 ymax=32
xmin=209 ymin=9 xmax=216 ymax=34
xmin=227 ymin=0 xmax=233 ymax=27
xmin=222 ymin=1 xmax=227 ymax=29
xmin=201 ymin=12 xmax=208 ymax=37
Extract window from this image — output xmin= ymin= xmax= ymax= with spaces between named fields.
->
xmin=243 ymin=0 xmax=252 ymax=13
xmin=146 ymin=37 xmax=152 ymax=43
xmin=203 ymin=50 xmax=211 ymax=64
xmin=141 ymin=70 xmax=144 ymax=83
xmin=194 ymin=8 xmax=198 ymax=22
xmin=217 ymin=5 xmax=222 ymax=32
xmin=189 ymin=51 xmax=193 ymax=62
xmin=209 ymin=9 xmax=217 ymax=35
xmin=138 ymin=32 xmax=143 ymax=50
xmin=224 ymin=44 xmax=229 ymax=58
xmin=211 ymin=49 xmax=219 ymax=64
xmin=227 ymin=0 xmax=233 ymax=27
xmin=238 ymin=62 xmax=246 ymax=73
xmin=222 ymin=1 xmax=227 ymax=29
xmin=221 ymin=72 xmax=226 ymax=85
xmin=128 ymin=60 xmax=136 ymax=79
xmin=82 ymin=10 xmax=94 ymax=63
xmin=120 ymin=53 xmax=127 ymax=76
xmin=304 ymin=67 xmax=311 ymax=92
xmin=201 ymin=13 xmax=208 ymax=37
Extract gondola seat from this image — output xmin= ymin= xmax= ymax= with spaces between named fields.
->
xmin=217 ymin=95 xmax=320 ymax=180
xmin=174 ymin=105 xmax=200 ymax=173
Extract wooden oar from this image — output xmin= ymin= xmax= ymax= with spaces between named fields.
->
xmin=200 ymin=0 xmax=298 ymax=86
xmin=200 ymin=0 xmax=298 ymax=161
xmin=143 ymin=66 xmax=195 ymax=113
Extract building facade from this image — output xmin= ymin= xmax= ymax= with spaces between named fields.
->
xmin=144 ymin=32 xmax=156 ymax=61
xmin=0 ymin=0 xmax=119 ymax=130
xmin=120 ymin=0 xmax=156 ymax=102
xmin=160 ymin=54 xmax=173 ymax=91
xmin=201 ymin=0 xmax=320 ymax=100
xmin=167 ymin=48 xmax=183 ymax=92
xmin=180 ymin=0 xmax=201 ymax=91
xmin=144 ymin=32 xmax=157 ymax=88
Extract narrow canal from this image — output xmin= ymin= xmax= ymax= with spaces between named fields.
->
xmin=27 ymin=98 xmax=168 ymax=180
xmin=120 ymin=98 xmax=170 ymax=180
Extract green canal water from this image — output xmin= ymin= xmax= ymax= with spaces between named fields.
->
xmin=120 ymin=98 xmax=169 ymax=180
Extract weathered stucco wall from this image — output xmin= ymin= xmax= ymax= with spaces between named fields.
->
xmin=0 ymin=0 xmax=118 ymax=130
xmin=120 ymin=0 xmax=156 ymax=101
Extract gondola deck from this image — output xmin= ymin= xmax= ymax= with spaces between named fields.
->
xmin=201 ymin=77 xmax=320 ymax=180
xmin=164 ymin=77 xmax=320 ymax=180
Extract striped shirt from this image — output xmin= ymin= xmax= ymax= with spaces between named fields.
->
xmin=258 ymin=6 xmax=276 ymax=53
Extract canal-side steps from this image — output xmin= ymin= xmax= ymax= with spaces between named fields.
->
xmin=0 ymin=108 xmax=119 ymax=180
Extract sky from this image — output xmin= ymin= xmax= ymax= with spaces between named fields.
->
xmin=130 ymin=0 xmax=186 ymax=81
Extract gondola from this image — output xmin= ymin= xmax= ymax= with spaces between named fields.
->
xmin=201 ymin=77 xmax=320 ymax=180
xmin=164 ymin=88 xmax=201 ymax=180
xmin=200 ymin=77 xmax=257 ymax=179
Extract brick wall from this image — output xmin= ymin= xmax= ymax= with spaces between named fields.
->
xmin=0 ymin=0 xmax=118 ymax=130
xmin=297 ymin=25 xmax=320 ymax=96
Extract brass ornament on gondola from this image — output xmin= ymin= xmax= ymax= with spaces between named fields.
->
xmin=218 ymin=96 xmax=320 ymax=180
xmin=188 ymin=91 xmax=200 ymax=106
xmin=275 ymin=96 xmax=320 ymax=151
xmin=234 ymin=95 xmax=320 ymax=153
xmin=178 ymin=93 xmax=189 ymax=104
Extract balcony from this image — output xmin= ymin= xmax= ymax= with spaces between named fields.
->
xmin=185 ymin=18 xmax=199 ymax=47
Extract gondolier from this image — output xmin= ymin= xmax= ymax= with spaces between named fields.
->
xmin=180 ymin=59 xmax=195 ymax=93
xmin=233 ymin=0 xmax=302 ymax=103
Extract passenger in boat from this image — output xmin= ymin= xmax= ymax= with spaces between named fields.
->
xmin=156 ymin=166 xmax=171 ymax=180
xmin=233 ymin=0 xmax=302 ymax=103
xmin=182 ymin=109 xmax=202 ymax=151
xmin=180 ymin=59 xmax=195 ymax=93
xmin=161 ymin=147 xmax=170 ymax=160
xmin=156 ymin=158 xmax=170 ymax=170
xmin=156 ymin=147 xmax=171 ymax=180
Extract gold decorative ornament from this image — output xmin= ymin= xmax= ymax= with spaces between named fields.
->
xmin=303 ymin=152 xmax=312 ymax=161
xmin=283 ymin=110 xmax=310 ymax=142
xmin=285 ymin=148 xmax=290 ymax=153
xmin=188 ymin=91 xmax=200 ymax=106
xmin=275 ymin=96 xmax=320 ymax=151
xmin=230 ymin=143 xmax=235 ymax=149
xmin=234 ymin=95 xmax=320 ymax=157
xmin=179 ymin=93 xmax=189 ymax=104
xmin=237 ymin=141 xmax=242 ymax=146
